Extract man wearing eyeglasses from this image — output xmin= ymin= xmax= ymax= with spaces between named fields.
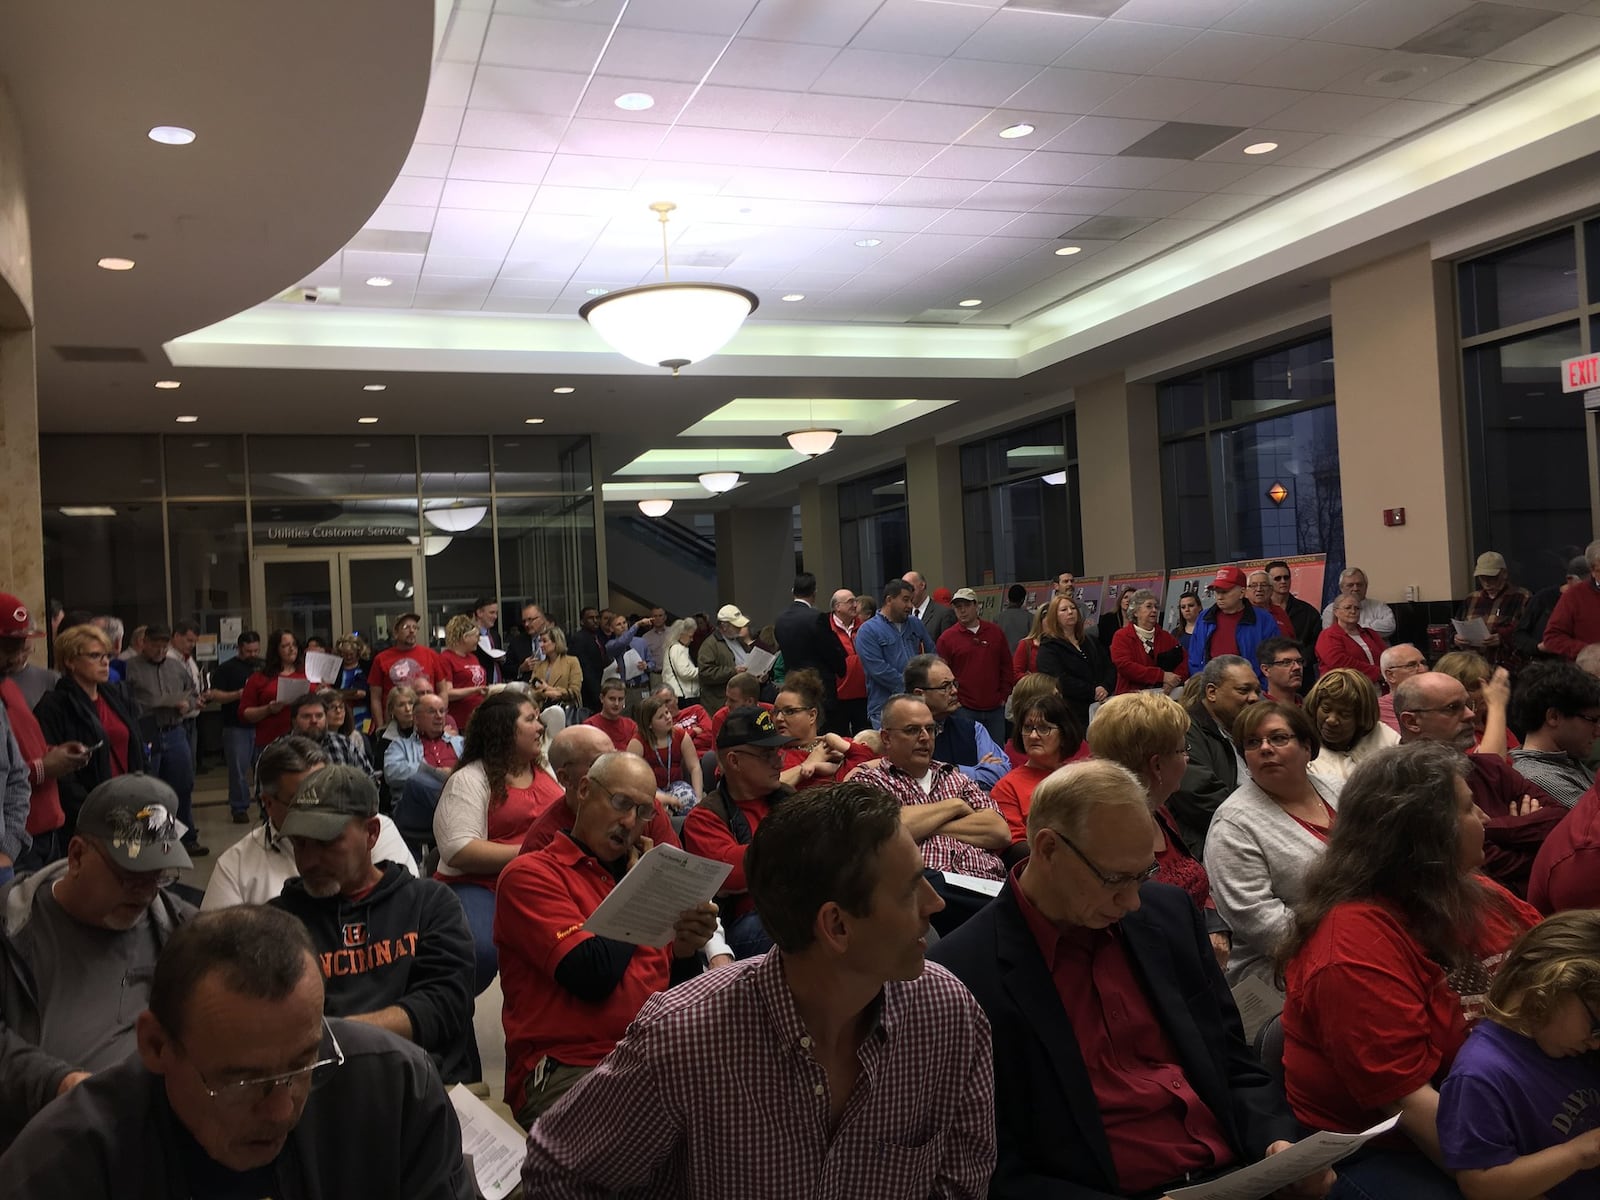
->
xmin=1265 ymin=561 xmax=1323 ymax=651
xmin=0 ymin=774 xmax=195 ymax=1151
xmin=931 ymin=759 xmax=1333 ymax=1200
xmin=1257 ymin=638 xmax=1306 ymax=708
xmin=1375 ymin=644 xmax=1427 ymax=731
xmin=497 ymin=751 xmax=716 ymax=1127
xmin=0 ymin=905 xmax=475 ymax=1196
xmin=904 ymin=653 xmax=1009 ymax=790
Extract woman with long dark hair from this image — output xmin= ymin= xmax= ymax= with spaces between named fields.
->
xmin=239 ymin=629 xmax=307 ymax=748
xmin=1279 ymin=742 xmax=1541 ymax=1199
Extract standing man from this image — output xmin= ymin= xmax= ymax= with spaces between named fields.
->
xmin=641 ymin=607 xmax=670 ymax=694
xmin=166 ymin=621 xmax=203 ymax=769
xmin=569 ymin=606 xmax=608 ymax=715
xmin=996 ymin=584 xmax=1033 ymax=652
xmin=1245 ymin=571 xmax=1295 ymax=638
xmin=774 ymin=574 xmax=847 ymax=726
xmin=904 ymin=570 xmax=954 ymax=639
xmin=472 ymin=598 xmax=503 ymax=684
xmin=1541 ymin=539 xmax=1600 ymax=660
xmin=856 ymin=579 xmax=933 ymax=729
xmin=1257 ymin=637 xmax=1305 ymax=707
xmin=507 ymin=602 xmax=549 ymax=682
xmin=367 ymin=612 xmax=443 ymax=722
xmin=1265 ymin=561 xmax=1322 ymax=651
xmin=124 ymin=624 xmax=206 ymax=858
xmin=1319 ymin=567 xmax=1396 ymax=638
xmin=828 ymin=589 xmax=869 ymax=736
xmin=522 ymin=783 xmax=996 ymax=1199
xmin=1188 ymin=567 xmax=1279 ymax=686
xmin=205 ymin=631 xmax=262 ymax=825
xmin=937 ymin=588 xmax=1016 ymax=743
xmin=1455 ymin=552 xmax=1529 ymax=670
xmin=695 ymin=605 xmax=758 ymax=716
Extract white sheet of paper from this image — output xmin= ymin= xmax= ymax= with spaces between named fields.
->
xmin=483 ymin=646 xmax=506 ymax=659
xmin=304 ymin=650 xmax=342 ymax=685
xmin=274 ymin=676 xmax=311 ymax=704
xmin=742 ymin=646 xmax=776 ymax=678
xmin=582 ymin=843 xmax=732 ymax=947
xmin=1166 ymin=1116 xmax=1399 ymax=1200
xmin=942 ymin=872 xmax=1003 ymax=897
xmin=220 ymin=617 xmax=241 ymax=646
xmin=1229 ymin=973 xmax=1286 ymax=1046
xmin=621 ymin=648 xmax=645 ymax=679
xmin=447 ymin=1083 xmax=527 ymax=1200
xmin=1452 ymin=617 xmax=1491 ymax=644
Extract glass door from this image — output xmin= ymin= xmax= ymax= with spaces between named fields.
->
xmin=255 ymin=555 xmax=339 ymax=647
xmin=253 ymin=549 xmax=425 ymax=647
xmin=340 ymin=550 xmax=424 ymax=646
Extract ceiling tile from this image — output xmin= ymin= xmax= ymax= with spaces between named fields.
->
xmin=495 ymin=0 xmax=625 ymax=22
xmin=1323 ymin=51 xmax=1469 ymax=97
xmin=1242 ymin=40 xmax=1381 ymax=88
xmin=480 ymin=297 xmax=555 ymax=314
xmin=955 ymin=9 xmax=1099 ymax=65
xmin=470 ymin=67 xmax=589 ymax=117
xmin=1490 ymin=12 xmax=1600 ymax=64
xmin=655 ymin=126 xmax=770 ymax=164
xmin=877 ymin=176 xmax=983 ymax=208
xmin=747 ymin=132 xmax=860 ymax=170
xmin=1275 ymin=132 xmax=1390 ymax=167
xmin=400 ymin=144 xmax=455 ymax=178
xmin=556 ymin=119 xmax=668 ymax=158
xmin=1103 ymin=188 xmax=1210 ymax=217
xmin=527 ymin=186 xmax=639 ymax=217
xmin=740 ymin=0 xmax=876 ymax=46
xmin=850 ymin=0 xmax=993 ymax=55
xmin=416 ymin=106 xmax=465 ymax=144
xmin=1092 ymin=75 xmax=1228 ymax=119
xmin=774 ymin=94 xmax=901 ymax=136
xmin=954 ymin=109 xmax=1080 ymax=146
xmin=1054 ymin=20 xmax=1200 ymax=72
xmin=1121 ymin=216 xmax=1219 ymax=242
xmin=929 ymin=208 xmax=1033 ymax=235
xmin=1406 ymin=56 xmax=1542 ymax=102
xmin=1171 ymin=191 xmax=1265 ymax=220
xmin=382 ymin=176 xmax=444 ymax=207
xmin=439 ymin=179 xmax=537 ymax=212
xmin=867 ymin=101 xmax=994 ymax=142
xmin=599 ymin=28 xmax=736 ymax=83
xmin=705 ymin=38 xmax=839 ymax=89
xmin=916 ymin=143 xmax=1034 ymax=181
xmin=632 ymin=162 xmax=741 ymax=194
xmin=1313 ymin=0 xmax=1475 ymax=50
xmin=1198 ymin=127 xmax=1324 ymax=160
xmin=346 ymin=278 xmax=420 ymax=307
xmin=720 ymin=167 xmax=899 ymax=205
xmin=1145 ymin=159 xmax=1258 ymax=189
xmin=363 ymin=204 xmax=438 ymax=233
xmin=813 ymin=48 xmax=946 ymax=99
xmin=417 ymin=275 xmax=494 ymax=298
xmin=448 ymin=147 xmax=556 ymax=184
xmin=619 ymin=0 xmax=759 ymax=35
xmin=1007 ymin=66 xmax=1137 ymax=114
xmin=1033 ymin=184 xmax=1135 ymax=213
xmin=911 ymin=58 xmax=1045 ymax=106
xmin=1147 ymin=30 xmax=1300 ymax=83
xmin=848 ymin=206 xmax=950 ymax=232
xmin=961 ymin=180 xmax=1067 ymax=211
xmin=1040 ymin=114 xmax=1162 ymax=154
xmin=1215 ymin=0 xmax=1366 ymax=37
xmin=481 ymin=14 xmax=611 ymax=71
xmin=573 ymin=78 xmax=702 ymax=123
xmin=1073 ymin=156 xmax=1190 ymax=187
xmin=440 ymin=7 xmax=489 ymax=63
xmin=677 ymin=86 xmax=796 ymax=132
xmin=1343 ymin=97 xmax=1462 ymax=137
xmin=426 ymin=62 xmax=477 ymax=109
xmin=457 ymin=110 xmax=564 ymax=153
xmin=342 ymin=249 xmax=426 ymax=275
xmin=542 ymin=155 xmax=647 ymax=190
xmin=1262 ymin=90 xmax=1393 ymax=132
xmin=1110 ymin=0 xmax=1247 ymax=27
xmin=999 ymin=150 xmax=1107 ymax=185
xmin=833 ymin=138 xmax=945 ymax=175
xmin=1219 ymin=163 xmax=1328 ymax=194
xmin=1179 ymin=82 xmax=1306 ymax=124
xmin=488 ymin=278 xmax=566 ymax=299
xmin=420 ymin=255 xmax=505 ymax=279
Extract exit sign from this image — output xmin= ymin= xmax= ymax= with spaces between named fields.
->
xmin=1562 ymin=353 xmax=1600 ymax=392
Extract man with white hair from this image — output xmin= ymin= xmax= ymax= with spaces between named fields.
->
xmin=1319 ymin=567 xmax=1395 ymax=639
xmin=1375 ymin=643 xmax=1427 ymax=732
xmin=1542 ymin=538 xmax=1600 ymax=660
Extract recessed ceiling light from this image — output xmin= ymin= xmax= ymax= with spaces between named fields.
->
xmin=363 ymin=383 xmax=386 ymax=392
xmin=357 ymin=417 xmax=379 ymax=424
xmin=147 ymin=125 xmax=196 ymax=145
xmin=1244 ymin=141 xmax=1279 ymax=155
xmin=154 ymin=380 xmax=181 ymax=389
xmin=854 ymin=238 xmax=882 ymax=248
xmin=614 ymin=92 xmax=655 ymax=111
xmin=1054 ymin=245 xmax=1083 ymax=256
xmin=524 ymin=417 xmax=546 ymax=424
xmin=97 ymin=257 xmax=135 ymax=271
xmin=174 ymin=415 xmax=198 ymax=423
xmin=365 ymin=276 xmax=393 ymax=287
xmin=998 ymin=122 xmax=1035 ymax=139
xmin=958 ymin=298 xmax=983 ymax=307
xmin=782 ymin=293 xmax=805 ymax=302
xmin=552 ymin=386 xmax=575 ymax=394
xmin=585 ymin=287 xmax=609 ymax=296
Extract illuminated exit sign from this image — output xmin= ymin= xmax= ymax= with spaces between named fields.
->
xmin=1562 ymin=353 xmax=1600 ymax=392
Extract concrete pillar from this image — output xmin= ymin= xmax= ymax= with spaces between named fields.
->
xmin=1330 ymin=246 xmax=1467 ymax=603
xmin=904 ymin=438 xmax=965 ymax=589
xmin=1076 ymin=376 xmax=1164 ymax=574
xmin=797 ymin=479 xmax=842 ymax=592
xmin=0 ymin=85 xmax=42 ymax=620
xmin=714 ymin=506 xmax=793 ymax=634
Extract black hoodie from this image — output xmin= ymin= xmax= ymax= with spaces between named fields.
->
xmin=273 ymin=862 xmax=477 ymax=1084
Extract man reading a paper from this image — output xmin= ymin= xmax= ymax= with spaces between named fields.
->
xmin=494 ymin=752 xmax=716 ymax=1126
xmin=930 ymin=759 xmax=1332 ymax=1200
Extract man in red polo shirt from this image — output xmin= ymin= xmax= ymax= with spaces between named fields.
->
xmin=494 ymin=750 xmax=717 ymax=1127
xmin=583 ymin=679 xmax=637 ymax=752
xmin=936 ymin=587 xmax=1015 ymax=745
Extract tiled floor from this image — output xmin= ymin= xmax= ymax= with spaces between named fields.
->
xmin=187 ymin=768 xmax=512 ymax=1117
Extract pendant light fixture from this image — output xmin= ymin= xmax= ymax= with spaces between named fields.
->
xmin=637 ymin=498 xmax=673 ymax=517
xmin=578 ymin=201 xmax=758 ymax=375
xmin=783 ymin=399 xmax=841 ymax=457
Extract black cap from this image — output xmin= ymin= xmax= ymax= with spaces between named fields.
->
xmin=716 ymin=705 xmax=794 ymax=750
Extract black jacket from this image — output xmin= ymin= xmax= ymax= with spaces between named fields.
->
xmin=569 ymin=627 xmax=609 ymax=713
xmin=1282 ymin=595 xmax=1322 ymax=652
xmin=929 ymin=880 xmax=1298 ymax=1200
xmin=272 ymin=864 xmax=477 ymax=1085
xmin=471 ymin=623 xmax=504 ymax=684
xmin=920 ymin=601 xmax=956 ymax=640
xmin=1170 ymin=702 xmax=1240 ymax=856
xmin=0 ymin=1018 xmax=475 ymax=1199
xmin=32 ymin=677 xmax=148 ymax=834
xmin=773 ymin=602 xmax=847 ymax=698
xmin=1036 ymin=636 xmax=1115 ymax=733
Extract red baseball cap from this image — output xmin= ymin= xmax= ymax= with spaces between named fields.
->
xmin=1210 ymin=567 xmax=1247 ymax=592
xmin=0 ymin=594 xmax=32 ymax=638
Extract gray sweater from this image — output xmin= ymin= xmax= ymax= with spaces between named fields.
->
xmin=1204 ymin=771 xmax=1343 ymax=988
xmin=1507 ymin=747 xmax=1595 ymax=809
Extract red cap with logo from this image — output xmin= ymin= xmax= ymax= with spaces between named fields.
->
xmin=1209 ymin=567 xmax=1247 ymax=592
xmin=0 ymin=594 xmax=32 ymax=638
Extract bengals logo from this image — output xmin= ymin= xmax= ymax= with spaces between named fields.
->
xmin=342 ymin=923 xmax=367 ymax=948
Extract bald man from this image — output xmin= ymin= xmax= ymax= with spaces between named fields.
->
xmin=904 ymin=571 xmax=954 ymax=640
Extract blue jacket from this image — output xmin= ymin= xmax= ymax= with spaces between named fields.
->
xmin=383 ymin=728 xmax=464 ymax=792
xmin=856 ymin=612 xmax=934 ymax=727
xmin=1188 ymin=600 xmax=1279 ymax=685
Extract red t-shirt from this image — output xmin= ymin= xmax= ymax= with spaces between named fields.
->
xmin=94 ymin=693 xmax=131 ymax=774
xmin=1013 ymin=864 xmax=1236 ymax=1191
xmin=681 ymin=794 xmax=775 ymax=918
xmin=639 ymin=733 xmax=692 ymax=790
xmin=1210 ymin=609 xmax=1243 ymax=659
xmin=439 ymin=649 xmax=487 ymax=732
xmin=439 ymin=775 xmax=562 ymax=892
xmin=368 ymin=646 xmax=442 ymax=696
xmin=519 ymin=794 xmax=680 ymax=857
xmin=1282 ymin=881 xmax=1540 ymax=1134
xmin=992 ymin=746 xmax=1094 ymax=840
xmin=673 ymin=705 xmax=715 ymax=755
xmin=584 ymin=713 xmax=638 ymax=753
xmin=493 ymin=833 xmax=675 ymax=1105
xmin=240 ymin=671 xmax=308 ymax=747
xmin=3 ymin=679 xmax=61 ymax=836
xmin=709 ymin=701 xmax=772 ymax=738
xmin=778 ymin=739 xmax=877 ymax=790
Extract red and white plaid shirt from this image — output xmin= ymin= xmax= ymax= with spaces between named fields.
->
xmin=852 ymin=760 xmax=1008 ymax=880
xmin=523 ymin=949 xmax=995 ymax=1199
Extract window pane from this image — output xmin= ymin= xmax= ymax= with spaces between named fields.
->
xmin=492 ymin=436 xmax=591 ymax=494
xmin=1216 ymin=334 xmax=1335 ymax=423
xmin=1587 ymin=219 xmax=1600 ymax=306
xmin=957 ymin=417 xmax=1066 ymax=486
xmin=1214 ymin=407 xmax=1344 ymax=564
xmin=496 ymin=496 xmax=597 ymax=630
xmin=168 ymin=503 xmax=250 ymax=635
xmin=1158 ymin=376 xmax=1206 ymax=435
xmin=1161 ymin=437 xmax=1214 ymax=567
xmin=421 ymin=436 xmax=491 ymax=495
xmin=252 ymin=499 xmax=420 ymax=549
xmin=41 ymin=436 xmax=162 ymax=503
xmin=1459 ymin=228 xmax=1578 ymax=338
xmin=165 ymin=435 xmax=245 ymax=497
xmin=838 ymin=464 xmax=907 ymax=518
xmin=417 ymin=498 xmax=497 ymax=642
xmin=43 ymin=502 xmax=166 ymax=628
xmin=964 ymin=477 xmax=1075 ymax=585
xmin=248 ymin=435 xmax=418 ymax=497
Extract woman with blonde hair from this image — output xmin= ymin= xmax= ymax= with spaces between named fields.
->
xmin=1435 ymin=650 xmax=1514 ymax=759
xmin=438 ymin=613 xmax=490 ymax=733
xmin=527 ymin=624 xmax=582 ymax=714
xmin=1305 ymin=668 xmax=1399 ymax=785
xmin=660 ymin=617 xmax=701 ymax=702
xmin=1037 ymin=593 xmax=1114 ymax=733
xmin=34 ymin=624 xmax=141 ymax=844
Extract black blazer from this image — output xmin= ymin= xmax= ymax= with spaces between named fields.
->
xmin=1036 ymin=635 xmax=1115 ymax=733
xmin=33 ymin=676 xmax=149 ymax=833
xmin=920 ymin=600 xmax=956 ymax=640
xmin=471 ymin=624 xmax=504 ymax=683
xmin=773 ymin=602 xmax=847 ymax=697
xmin=929 ymin=881 xmax=1298 ymax=1200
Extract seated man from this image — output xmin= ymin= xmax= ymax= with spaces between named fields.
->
xmin=270 ymin=765 xmax=478 ymax=1085
xmin=202 ymin=736 xmax=416 ymax=911
xmin=1507 ymin=660 xmax=1600 ymax=807
xmin=648 ymin=685 xmax=714 ymax=757
xmin=523 ymin=783 xmax=995 ymax=1198
xmin=0 ymin=775 xmax=195 ymax=1150
xmin=582 ymin=679 xmax=637 ymax=752
xmin=0 ymin=905 xmax=474 ymax=1196
xmin=851 ymin=694 xmax=1011 ymax=909
xmin=1170 ymin=655 xmax=1259 ymax=855
xmin=1256 ymin=636 xmax=1304 ymax=707
xmin=494 ymin=752 xmax=716 ymax=1126
xmin=280 ymin=691 xmax=375 ymax=780
xmin=1375 ymin=643 xmax=1427 ymax=732
xmin=930 ymin=760 xmax=1331 ymax=1200
xmin=904 ymin=654 xmax=1007 ymax=790
xmin=681 ymin=707 xmax=795 ymax=959
xmin=383 ymin=692 xmax=463 ymax=836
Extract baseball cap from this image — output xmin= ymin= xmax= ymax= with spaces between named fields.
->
xmin=395 ymin=612 xmax=422 ymax=625
xmin=76 ymin=775 xmax=193 ymax=872
xmin=716 ymin=705 xmax=794 ymax=750
xmin=279 ymin=764 xmax=380 ymax=841
xmin=715 ymin=604 xmax=750 ymax=629
xmin=0 ymin=594 xmax=32 ymax=638
xmin=1210 ymin=566 xmax=1248 ymax=591
xmin=951 ymin=587 xmax=979 ymax=603
xmin=1472 ymin=552 xmax=1507 ymax=578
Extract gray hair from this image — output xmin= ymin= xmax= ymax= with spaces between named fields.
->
xmin=880 ymin=693 xmax=931 ymax=728
xmin=1380 ymin=644 xmax=1422 ymax=670
xmin=1200 ymin=654 xmax=1252 ymax=690
xmin=668 ymin=617 xmax=696 ymax=643
xmin=1339 ymin=567 xmax=1367 ymax=584
xmin=1586 ymin=540 xmax=1600 ymax=569
xmin=91 ymin=615 xmax=125 ymax=645
xmin=1126 ymin=589 xmax=1157 ymax=611
xmin=255 ymin=735 xmax=328 ymax=798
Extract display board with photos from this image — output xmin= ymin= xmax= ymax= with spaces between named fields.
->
xmin=1162 ymin=555 xmax=1327 ymax=632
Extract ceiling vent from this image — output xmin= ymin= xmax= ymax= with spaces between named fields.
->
xmin=1119 ymin=122 xmax=1246 ymax=160
xmin=1399 ymin=3 xmax=1558 ymax=58
xmin=1002 ymin=0 xmax=1131 ymax=16
xmin=53 ymin=345 xmax=146 ymax=363
xmin=345 ymin=230 xmax=432 ymax=255
xmin=1063 ymin=215 xmax=1152 ymax=240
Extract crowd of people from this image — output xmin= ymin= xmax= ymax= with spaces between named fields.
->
xmin=3 ymin=543 xmax=1600 ymax=1197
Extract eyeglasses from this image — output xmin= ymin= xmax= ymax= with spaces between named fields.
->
xmin=919 ymin=680 xmax=959 ymax=694
xmin=889 ymin=724 xmax=938 ymax=739
xmin=1269 ymin=574 xmax=1291 ymax=583
xmin=1268 ymin=657 xmax=1304 ymax=669
xmin=1055 ymin=832 xmax=1159 ymax=890
xmin=1385 ymin=660 xmax=1426 ymax=675
xmin=1571 ymin=711 xmax=1600 ymax=728
xmin=589 ymin=780 xmax=655 ymax=823
xmin=87 ymin=837 xmax=180 ymax=888
xmin=1021 ymin=723 xmax=1058 ymax=736
xmin=774 ymin=705 xmax=814 ymax=717
xmin=1410 ymin=700 xmax=1472 ymax=718
xmin=1243 ymin=731 xmax=1299 ymax=752
xmin=80 ymin=652 xmax=112 ymax=662
xmin=184 ymin=1019 xmax=344 ymax=1113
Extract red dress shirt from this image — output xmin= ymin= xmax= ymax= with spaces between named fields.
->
xmin=419 ymin=734 xmax=459 ymax=772
xmin=935 ymin=620 xmax=1016 ymax=710
xmin=831 ymin=618 xmax=867 ymax=702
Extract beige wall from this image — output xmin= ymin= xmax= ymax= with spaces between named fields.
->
xmin=1075 ymin=376 xmax=1164 ymax=575
xmin=1330 ymin=246 xmax=1468 ymax=603
xmin=0 ymin=84 xmax=42 ymax=620
xmin=797 ymin=479 xmax=842 ymax=592
xmin=905 ymin=438 xmax=965 ymax=590
xmin=713 ymin=506 xmax=794 ymax=634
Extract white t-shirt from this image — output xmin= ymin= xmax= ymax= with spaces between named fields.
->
xmin=201 ymin=817 xmax=418 ymax=910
